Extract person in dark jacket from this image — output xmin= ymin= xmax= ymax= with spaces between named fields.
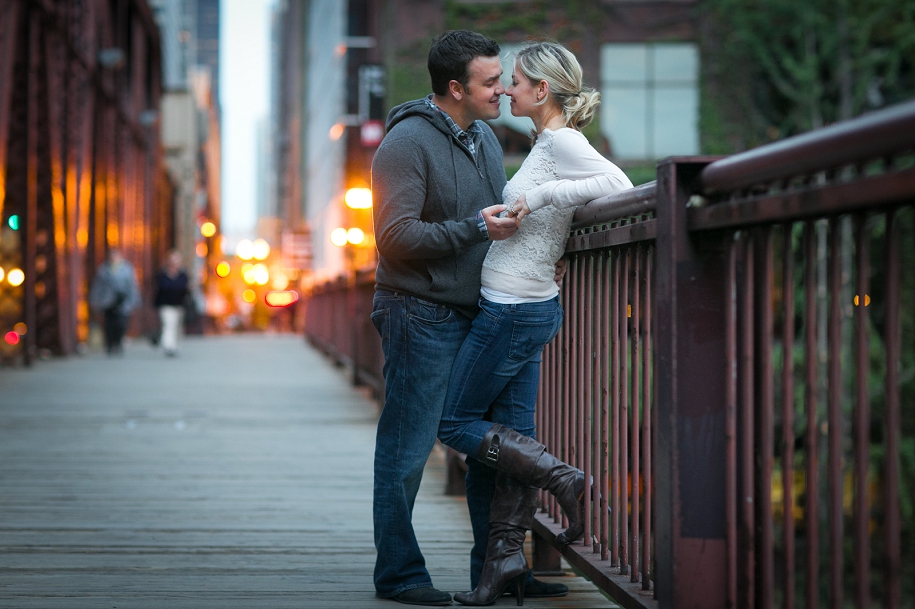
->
xmin=153 ymin=250 xmax=189 ymax=357
xmin=370 ymin=30 xmax=567 ymax=606
xmin=89 ymin=248 xmax=141 ymax=355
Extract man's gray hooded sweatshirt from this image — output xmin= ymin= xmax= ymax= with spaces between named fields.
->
xmin=372 ymin=98 xmax=506 ymax=320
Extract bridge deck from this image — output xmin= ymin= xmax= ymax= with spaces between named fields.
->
xmin=0 ymin=334 xmax=614 ymax=608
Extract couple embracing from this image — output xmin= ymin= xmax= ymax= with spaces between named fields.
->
xmin=371 ymin=30 xmax=633 ymax=606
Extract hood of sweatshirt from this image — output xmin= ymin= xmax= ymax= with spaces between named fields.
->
xmin=385 ymin=97 xmax=456 ymax=140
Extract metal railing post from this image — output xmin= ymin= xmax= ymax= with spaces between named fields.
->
xmin=654 ymin=157 xmax=729 ymax=609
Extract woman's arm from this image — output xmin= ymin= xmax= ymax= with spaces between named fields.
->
xmin=520 ymin=130 xmax=633 ymax=214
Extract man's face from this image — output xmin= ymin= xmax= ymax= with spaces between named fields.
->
xmin=460 ymin=55 xmax=504 ymax=123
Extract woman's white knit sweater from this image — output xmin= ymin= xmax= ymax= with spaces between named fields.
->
xmin=481 ymin=127 xmax=633 ymax=301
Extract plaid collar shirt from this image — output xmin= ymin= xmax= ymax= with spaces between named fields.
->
xmin=425 ymin=96 xmax=483 ymax=160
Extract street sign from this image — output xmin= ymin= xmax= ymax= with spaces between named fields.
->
xmin=360 ymin=120 xmax=384 ymax=148
xmin=281 ymin=230 xmax=312 ymax=270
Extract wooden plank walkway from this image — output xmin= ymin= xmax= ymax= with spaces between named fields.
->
xmin=0 ymin=334 xmax=616 ymax=608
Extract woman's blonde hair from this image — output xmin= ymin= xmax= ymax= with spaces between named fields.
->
xmin=515 ymin=41 xmax=599 ymax=131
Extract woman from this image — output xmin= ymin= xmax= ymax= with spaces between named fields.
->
xmin=437 ymin=41 xmax=632 ymax=606
xmin=154 ymin=250 xmax=189 ymax=357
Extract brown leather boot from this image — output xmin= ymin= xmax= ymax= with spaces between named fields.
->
xmin=454 ymin=472 xmax=536 ymax=606
xmin=476 ymin=424 xmax=585 ymax=546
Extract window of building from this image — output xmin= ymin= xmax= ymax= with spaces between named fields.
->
xmin=600 ymin=43 xmax=699 ymax=160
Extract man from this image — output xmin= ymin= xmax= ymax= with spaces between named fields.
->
xmin=371 ymin=30 xmax=567 ymax=606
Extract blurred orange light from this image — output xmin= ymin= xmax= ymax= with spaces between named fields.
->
xmin=252 ymin=239 xmax=270 ymax=260
xmin=4 ymin=331 xmax=19 ymax=345
xmin=215 ymin=261 xmax=231 ymax=277
xmin=347 ymin=228 xmax=365 ymax=245
xmin=330 ymin=228 xmax=348 ymax=247
xmin=0 ymin=267 xmax=4 ymax=282
xmin=344 ymin=187 xmax=372 ymax=209
xmin=265 ymin=290 xmax=299 ymax=308
xmin=200 ymin=221 xmax=217 ymax=238
xmin=7 ymin=268 xmax=24 ymax=286
xmin=13 ymin=322 xmax=26 ymax=335
xmin=196 ymin=242 xmax=208 ymax=257
xmin=242 ymin=289 xmax=256 ymax=303
xmin=236 ymin=239 xmax=254 ymax=260
xmin=329 ymin=123 xmax=345 ymax=141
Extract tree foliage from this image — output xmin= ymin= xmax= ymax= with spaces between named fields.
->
xmin=702 ymin=0 xmax=915 ymax=150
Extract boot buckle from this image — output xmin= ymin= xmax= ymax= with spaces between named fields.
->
xmin=485 ymin=444 xmax=500 ymax=463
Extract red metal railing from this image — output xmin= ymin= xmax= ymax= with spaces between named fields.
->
xmin=303 ymin=99 xmax=915 ymax=609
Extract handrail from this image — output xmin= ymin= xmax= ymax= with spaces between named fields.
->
xmin=571 ymin=180 xmax=657 ymax=230
xmin=700 ymin=99 xmax=915 ymax=195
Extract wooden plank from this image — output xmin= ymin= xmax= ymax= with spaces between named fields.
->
xmin=0 ymin=335 xmax=615 ymax=608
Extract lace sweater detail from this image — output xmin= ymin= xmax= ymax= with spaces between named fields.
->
xmin=482 ymin=128 xmax=632 ymax=296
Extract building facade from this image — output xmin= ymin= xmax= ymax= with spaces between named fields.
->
xmin=270 ymin=0 xmax=701 ymax=283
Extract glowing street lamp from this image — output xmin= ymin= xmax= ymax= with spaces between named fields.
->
xmin=252 ymin=238 xmax=270 ymax=260
xmin=236 ymin=239 xmax=254 ymax=260
xmin=7 ymin=268 xmax=24 ymax=287
xmin=344 ymin=187 xmax=372 ymax=209
xmin=330 ymin=228 xmax=348 ymax=247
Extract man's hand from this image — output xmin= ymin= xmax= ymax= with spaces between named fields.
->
xmin=554 ymin=258 xmax=568 ymax=287
xmin=482 ymin=204 xmax=518 ymax=241
xmin=506 ymin=194 xmax=532 ymax=227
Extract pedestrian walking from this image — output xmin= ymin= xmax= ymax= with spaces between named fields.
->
xmin=88 ymin=248 xmax=141 ymax=355
xmin=154 ymin=250 xmax=190 ymax=357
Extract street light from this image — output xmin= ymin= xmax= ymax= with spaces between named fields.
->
xmin=252 ymin=239 xmax=270 ymax=260
xmin=330 ymin=228 xmax=348 ymax=247
xmin=344 ymin=187 xmax=372 ymax=209
xmin=6 ymin=268 xmax=24 ymax=287
xmin=236 ymin=239 xmax=254 ymax=260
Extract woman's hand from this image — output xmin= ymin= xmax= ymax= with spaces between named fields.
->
xmin=506 ymin=194 xmax=531 ymax=227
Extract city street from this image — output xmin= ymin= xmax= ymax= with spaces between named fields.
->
xmin=0 ymin=334 xmax=614 ymax=608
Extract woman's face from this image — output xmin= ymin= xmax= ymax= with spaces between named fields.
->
xmin=506 ymin=61 xmax=539 ymax=119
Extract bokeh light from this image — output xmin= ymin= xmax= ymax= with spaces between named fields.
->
xmin=252 ymin=263 xmax=269 ymax=285
xmin=0 ymin=267 xmax=4 ymax=282
xmin=236 ymin=239 xmax=254 ymax=260
xmin=4 ymin=331 xmax=19 ymax=345
xmin=13 ymin=322 xmax=26 ymax=335
xmin=241 ymin=289 xmax=256 ymax=303
xmin=344 ymin=187 xmax=372 ymax=209
xmin=215 ymin=261 xmax=231 ymax=277
xmin=7 ymin=268 xmax=24 ymax=286
xmin=330 ymin=228 xmax=348 ymax=247
xmin=252 ymin=238 xmax=270 ymax=260
xmin=347 ymin=228 xmax=365 ymax=245
xmin=200 ymin=221 xmax=217 ymax=238
xmin=265 ymin=290 xmax=299 ymax=308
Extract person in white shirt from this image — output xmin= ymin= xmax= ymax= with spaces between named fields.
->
xmin=437 ymin=41 xmax=633 ymax=606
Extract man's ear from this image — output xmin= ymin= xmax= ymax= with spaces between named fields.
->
xmin=448 ymin=79 xmax=464 ymax=101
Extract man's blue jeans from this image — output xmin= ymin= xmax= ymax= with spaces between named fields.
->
xmin=438 ymin=296 xmax=563 ymax=586
xmin=371 ymin=290 xmax=473 ymax=597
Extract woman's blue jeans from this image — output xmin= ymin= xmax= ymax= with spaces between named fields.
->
xmin=371 ymin=290 xmax=473 ymax=597
xmin=438 ymin=296 xmax=563 ymax=585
